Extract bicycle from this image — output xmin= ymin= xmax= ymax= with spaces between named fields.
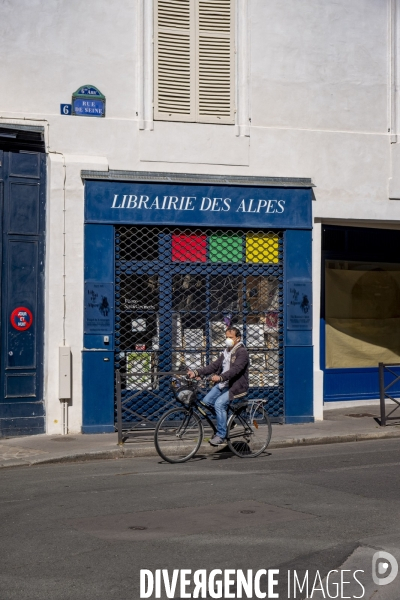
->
xmin=154 ymin=375 xmax=272 ymax=464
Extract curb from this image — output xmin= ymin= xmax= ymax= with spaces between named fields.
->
xmin=2 ymin=428 xmax=400 ymax=468
xmin=269 ymin=429 xmax=400 ymax=449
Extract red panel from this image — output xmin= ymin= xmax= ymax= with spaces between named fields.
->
xmin=172 ymin=234 xmax=207 ymax=262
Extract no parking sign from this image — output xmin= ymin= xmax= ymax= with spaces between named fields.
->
xmin=10 ymin=307 xmax=33 ymax=331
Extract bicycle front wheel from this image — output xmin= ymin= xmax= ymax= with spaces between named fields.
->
xmin=154 ymin=407 xmax=203 ymax=463
xmin=227 ymin=403 xmax=272 ymax=458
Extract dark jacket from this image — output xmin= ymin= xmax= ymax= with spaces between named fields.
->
xmin=193 ymin=343 xmax=249 ymax=400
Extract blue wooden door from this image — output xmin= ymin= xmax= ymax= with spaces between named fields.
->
xmin=0 ymin=149 xmax=46 ymax=436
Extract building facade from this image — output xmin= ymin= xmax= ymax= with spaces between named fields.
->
xmin=1 ymin=0 xmax=399 ymax=436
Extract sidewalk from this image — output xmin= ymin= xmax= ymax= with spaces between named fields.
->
xmin=1 ymin=404 xmax=400 ymax=468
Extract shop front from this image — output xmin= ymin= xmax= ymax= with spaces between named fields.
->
xmin=81 ymin=172 xmax=313 ymax=432
xmin=322 ymin=225 xmax=400 ymax=402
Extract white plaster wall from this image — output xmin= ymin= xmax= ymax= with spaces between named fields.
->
xmin=1 ymin=0 xmax=399 ymax=430
xmin=312 ymin=223 xmax=323 ymax=420
xmin=45 ymin=154 xmax=65 ymax=433
xmin=0 ymin=0 xmax=137 ymax=119
xmin=251 ymin=0 xmax=388 ymax=134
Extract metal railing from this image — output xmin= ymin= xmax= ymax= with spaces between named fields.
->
xmin=116 ymin=369 xmax=188 ymax=445
xmin=115 ymin=368 xmax=281 ymax=444
xmin=379 ymin=362 xmax=400 ymax=426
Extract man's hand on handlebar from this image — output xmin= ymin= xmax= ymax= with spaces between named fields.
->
xmin=187 ymin=370 xmax=221 ymax=382
xmin=187 ymin=370 xmax=200 ymax=380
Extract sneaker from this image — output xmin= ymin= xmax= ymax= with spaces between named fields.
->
xmin=209 ymin=435 xmax=226 ymax=446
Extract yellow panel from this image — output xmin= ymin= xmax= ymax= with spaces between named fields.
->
xmin=246 ymin=234 xmax=279 ymax=264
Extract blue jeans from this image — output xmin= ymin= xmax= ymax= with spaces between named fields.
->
xmin=202 ymin=385 xmax=230 ymax=439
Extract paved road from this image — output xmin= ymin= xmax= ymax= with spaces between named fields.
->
xmin=2 ymin=439 xmax=400 ymax=599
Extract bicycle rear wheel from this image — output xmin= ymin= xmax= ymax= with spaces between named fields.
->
xmin=227 ymin=403 xmax=272 ymax=458
xmin=154 ymin=407 xmax=203 ymax=463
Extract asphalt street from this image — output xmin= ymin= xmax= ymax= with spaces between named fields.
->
xmin=2 ymin=439 xmax=400 ymax=599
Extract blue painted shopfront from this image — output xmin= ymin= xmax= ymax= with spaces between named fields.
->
xmin=82 ymin=173 xmax=314 ymax=432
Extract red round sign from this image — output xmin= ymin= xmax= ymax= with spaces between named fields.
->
xmin=10 ymin=307 xmax=33 ymax=331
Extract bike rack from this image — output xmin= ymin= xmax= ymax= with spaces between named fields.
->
xmin=378 ymin=362 xmax=400 ymax=426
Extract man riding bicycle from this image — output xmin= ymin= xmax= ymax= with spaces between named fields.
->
xmin=187 ymin=326 xmax=249 ymax=446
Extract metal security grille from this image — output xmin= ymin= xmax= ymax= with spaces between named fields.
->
xmin=115 ymin=225 xmax=284 ymax=427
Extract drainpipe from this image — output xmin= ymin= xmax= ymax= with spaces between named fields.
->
xmin=49 ymin=151 xmax=70 ymax=435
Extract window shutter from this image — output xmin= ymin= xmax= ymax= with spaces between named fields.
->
xmin=154 ymin=0 xmax=196 ymax=121
xmin=154 ymin=0 xmax=235 ymax=124
xmin=196 ymin=0 xmax=235 ymax=124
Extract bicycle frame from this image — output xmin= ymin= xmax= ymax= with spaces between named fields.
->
xmin=155 ymin=377 xmax=273 ymax=462
xmin=192 ymin=398 xmax=218 ymax=434
xmin=172 ymin=377 xmax=267 ymax=441
xmin=173 ymin=378 xmax=225 ymax=435
xmin=185 ymin=396 xmax=254 ymax=441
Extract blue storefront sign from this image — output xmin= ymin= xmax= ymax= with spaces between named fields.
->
xmin=82 ymin=173 xmax=314 ymax=433
xmin=85 ymin=180 xmax=312 ymax=229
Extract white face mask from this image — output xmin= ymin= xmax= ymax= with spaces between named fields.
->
xmin=225 ymin=338 xmax=234 ymax=348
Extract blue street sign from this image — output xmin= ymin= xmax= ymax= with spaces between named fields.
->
xmin=72 ymin=85 xmax=106 ymax=118
xmin=60 ymin=104 xmax=72 ymax=115
xmin=72 ymin=98 xmax=105 ymax=117
xmin=75 ymin=86 xmax=102 ymax=97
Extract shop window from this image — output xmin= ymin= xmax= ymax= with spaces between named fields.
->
xmin=172 ymin=274 xmax=206 ymax=370
xmin=154 ymin=0 xmax=235 ymax=124
xmin=325 ymin=261 xmax=400 ymax=368
xmin=208 ymin=275 xmax=243 ymax=370
xmin=245 ymin=276 xmax=280 ymax=386
xmin=209 ymin=233 xmax=242 ymax=262
xmin=172 ymin=275 xmax=206 ymax=314
xmin=126 ymin=351 xmax=158 ymax=390
xmin=172 ymin=233 xmax=207 ymax=262
xmin=116 ymin=228 xmax=159 ymax=261
xmin=322 ymin=227 xmax=346 ymax=253
xmin=209 ymin=275 xmax=241 ymax=315
xmin=117 ymin=274 xmax=159 ymax=353
xmin=246 ymin=233 xmax=279 ymax=264
xmin=115 ymin=225 xmax=284 ymax=407
xmin=118 ymin=274 xmax=159 ymax=312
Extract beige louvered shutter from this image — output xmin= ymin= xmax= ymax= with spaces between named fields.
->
xmin=154 ymin=0 xmax=235 ymax=124
xmin=154 ymin=0 xmax=196 ymax=121
xmin=196 ymin=0 xmax=235 ymax=124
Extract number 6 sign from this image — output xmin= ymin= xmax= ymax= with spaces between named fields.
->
xmin=60 ymin=104 xmax=72 ymax=115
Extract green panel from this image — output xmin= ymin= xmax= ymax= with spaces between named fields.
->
xmin=209 ymin=234 xmax=242 ymax=262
